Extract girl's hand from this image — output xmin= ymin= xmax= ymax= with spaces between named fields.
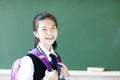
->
xmin=58 ymin=62 xmax=70 ymax=78
xmin=45 ymin=70 xmax=58 ymax=80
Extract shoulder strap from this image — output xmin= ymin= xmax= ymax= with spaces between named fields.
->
xmin=28 ymin=48 xmax=61 ymax=72
xmin=28 ymin=48 xmax=53 ymax=71
xmin=11 ymin=58 xmax=22 ymax=80
xmin=54 ymin=52 xmax=61 ymax=63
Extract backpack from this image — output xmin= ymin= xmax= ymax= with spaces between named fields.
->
xmin=11 ymin=48 xmax=61 ymax=80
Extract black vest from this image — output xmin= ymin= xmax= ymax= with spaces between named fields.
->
xmin=27 ymin=54 xmax=47 ymax=80
xmin=27 ymin=53 xmax=61 ymax=80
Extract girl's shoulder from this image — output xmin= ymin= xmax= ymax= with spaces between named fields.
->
xmin=20 ymin=55 xmax=33 ymax=66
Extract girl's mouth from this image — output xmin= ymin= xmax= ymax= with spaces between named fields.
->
xmin=46 ymin=37 xmax=54 ymax=40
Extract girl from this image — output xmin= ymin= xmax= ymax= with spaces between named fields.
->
xmin=17 ymin=12 xmax=70 ymax=80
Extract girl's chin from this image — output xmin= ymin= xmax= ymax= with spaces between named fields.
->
xmin=45 ymin=41 xmax=54 ymax=46
xmin=46 ymin=39 xmax=55 ymax=43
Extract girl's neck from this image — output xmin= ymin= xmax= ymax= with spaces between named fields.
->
xmin=38 ymin=42 xmax=51 ymax=51
xmin=44 ymin=45 xmax=51 ymax=51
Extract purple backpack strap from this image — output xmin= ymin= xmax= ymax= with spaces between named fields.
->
xmin=55 ymin=54 xmax=61 ymax=63
xmin=28 ymin=48 xmax=52 ymax=71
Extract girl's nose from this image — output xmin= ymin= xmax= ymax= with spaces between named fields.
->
xmin=47 ymin=30 xmax=52 ymax=35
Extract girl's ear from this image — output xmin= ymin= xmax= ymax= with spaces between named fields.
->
xmin=33 ymin=31 xmax=39 ymax=38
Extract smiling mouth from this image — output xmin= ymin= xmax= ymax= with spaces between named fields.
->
xmin=46 ymin=37 xmax=54 ymax=40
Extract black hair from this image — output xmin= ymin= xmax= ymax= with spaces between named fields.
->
xmin=33 ymin=12 xmax=58 ymax=49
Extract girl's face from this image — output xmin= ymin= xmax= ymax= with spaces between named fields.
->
xmin=33 ymin=18 xmax=58 ymax=50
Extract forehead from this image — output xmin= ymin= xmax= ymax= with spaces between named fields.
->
xmin=38 ymin=18 xmax=56 ymax=27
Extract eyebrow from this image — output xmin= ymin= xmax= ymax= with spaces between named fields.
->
xmin=41 ymin=24 xmax=56 ymax=28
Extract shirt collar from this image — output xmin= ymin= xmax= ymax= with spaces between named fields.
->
xmin=37 ymin=42 xmax=55 ymax=56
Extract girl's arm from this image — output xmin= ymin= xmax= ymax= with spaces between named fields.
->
xmin=17 ymin=56 xmax=34 ymax=80
xmin=44 ymin=70 xmax=58 ymax=80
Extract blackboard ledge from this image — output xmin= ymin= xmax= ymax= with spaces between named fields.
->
xmin=69 ymin=70 xmax=120 ymax=76
xmin=1 ymin=69 xmax=120 ymax=76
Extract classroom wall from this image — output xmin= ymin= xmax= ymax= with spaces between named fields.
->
xmin=0 ymin=0 xmax=120 ymax=70
xmin=1 ymin=69 xmax=120 ymax=80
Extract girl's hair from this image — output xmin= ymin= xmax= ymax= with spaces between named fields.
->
xmin=33 ymin=12 xmax=58 ymax=49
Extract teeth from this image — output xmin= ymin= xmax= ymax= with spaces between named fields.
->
xmin=46 ymin=37 xmax=54 ymax=39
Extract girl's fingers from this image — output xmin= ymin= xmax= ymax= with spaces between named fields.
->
xmin=58 ymin=62 xmax=70 ymax=77
xmin=58 ymin=62 xmax=68 ymax=70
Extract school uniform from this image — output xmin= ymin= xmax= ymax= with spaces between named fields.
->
xmin=17 ymin=42 xmax=69 ymax=80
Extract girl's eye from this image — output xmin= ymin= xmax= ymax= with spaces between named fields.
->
xmin=52 ymin=27 xmax=56 ymax=29
xmin=52 ymin=28 xmax=55 ymax=29
xmin=42 ymin=28 xmax=47 ymax=30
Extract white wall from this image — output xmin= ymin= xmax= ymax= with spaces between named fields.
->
xmin=1 ymin=69 xmax=120 ymax=80
xmin=0 ymin=69 xmax=11 ymax=80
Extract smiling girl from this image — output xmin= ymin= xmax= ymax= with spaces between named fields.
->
xmin=17 ymin=12 xmax=70 ymax=80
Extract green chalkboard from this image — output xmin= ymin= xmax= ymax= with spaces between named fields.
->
xmin=0 ymin=0 xmax=120 ymax=70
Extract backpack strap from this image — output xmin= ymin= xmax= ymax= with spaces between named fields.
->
xmin=28 ymin=48 xmax=53 ymax=71
xmin=11 ymin=58 xmax=22 ymax=80
xmin=28 ymin=48 xmax=61 ymax=72
xmin=54 ymin=53 xmax=61 ymax=63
